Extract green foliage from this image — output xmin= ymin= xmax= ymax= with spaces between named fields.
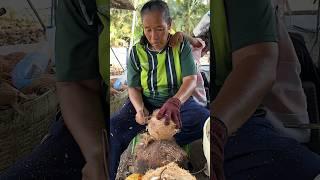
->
xmin=110 ymin=0 xmax=209 ymax=47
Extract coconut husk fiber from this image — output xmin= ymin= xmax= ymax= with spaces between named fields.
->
xmin=21 ymin=74 xmax=56 ymax=95
xmin=0 ymin=52 xmax=26 ymax=73
xmin=133 ymin=133 xmax=188 ymax=174
xmin=142 ymin=162 xmax=196 ymax=180
xmin=146 ymin=109 xmax=178 ymax=140
xmin=0 ymin=81 xmax=28 ymax=107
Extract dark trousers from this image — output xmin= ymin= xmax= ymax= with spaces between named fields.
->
xmin=225 ymin=117 xmax=320 ymax=180
xmin=109 ymin=98 xmax=209 ymax=180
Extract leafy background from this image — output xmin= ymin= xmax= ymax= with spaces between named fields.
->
xmin=110 ymin=0 xmax=209 ymax=47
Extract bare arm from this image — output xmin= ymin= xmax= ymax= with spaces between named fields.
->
xmin=174 ymin=75 xmax=197 ymax=104
xmin=128 ymin=87 xmax=144 ymax=112
xmin=128 ymin=87 xmax=150 ymax=125
xmin=57 ymin=80 xmax=105 ymax=168
xmin=211 ymin=42 xmax=278 ymax=135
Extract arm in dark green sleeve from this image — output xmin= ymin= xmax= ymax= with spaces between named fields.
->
xmin=180 ymin=39 xmax=197 ymax=77
xmin=55 ymin=0 xmax=100 ymax=82
xmin=127 ymin=47 xmax=141 ymax=87
xmin=225 ymin=0 xmax=278 ymax=52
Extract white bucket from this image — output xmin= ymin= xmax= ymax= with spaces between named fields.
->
xmin=203 ymin=117 xmax=210 ymax=176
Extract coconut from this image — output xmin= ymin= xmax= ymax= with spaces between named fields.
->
xmin=142 ymin=162 xmax=196 ymax=180
xmin=146 ymin=109 xmax=178 ymax=140
xmin=126 ymin=173 xmax=143 ymax=180
xmin=21 ymin=74 xmax=56 ymax=94
xmin=134 ymin=133 xmax=188 ymax=174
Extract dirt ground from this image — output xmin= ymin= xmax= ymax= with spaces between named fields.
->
xmin=116 ymin=138 xmax=209 ymax=180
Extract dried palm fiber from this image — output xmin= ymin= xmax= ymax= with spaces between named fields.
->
xmin=142 ymin=162 xmax=196 ymax=180
xmin=0 ymin=87 xmax=58 ymax=171
xmin=0 ymin=72 xmax=12 ymax=85
xmin=116 ymin=140 xmax=136 ymax=180
xmin=133 ymin=133 xmax=188 ymax=174
xmin=0 ymin=81 xmax=28 ymax=106
xmin=110 ymin=89 xmax=128 ymax=115
xmin=0 ymin=52 xmax=26 ymax=73
xmin=146 ymin=109 xmax=178 ymax=140
xmin=110 ymin=78 xmax=116 ymax=86
xmin=21 ymin=74 xmax=56 ymax=95
xmin=4 ymin=52 xmax=26 ymax=62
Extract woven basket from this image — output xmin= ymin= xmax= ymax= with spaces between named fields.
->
xmin=0 ymin=88 xmax=58 ymax=171
xmin=110 ymin=89 xmax=128 ymax=116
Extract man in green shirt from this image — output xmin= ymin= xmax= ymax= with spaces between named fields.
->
xmin=0 ymin=0 xmax=108 ymax=179
xmin=211 ymin=0 xmax=320 ymax=180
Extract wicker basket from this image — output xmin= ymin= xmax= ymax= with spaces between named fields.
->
xmin=110 ymin=89 xmax=128 ymax=116
xmin=0 ymin=88 xmax=58 ymax=171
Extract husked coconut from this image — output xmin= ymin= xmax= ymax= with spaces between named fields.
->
xmin=134 ymin=133 xmax=188 ymax=174
xmin=147 ymin=109 xmax=178 ymax=140
xmin=142 ymin=162 xmax=196 ymax=180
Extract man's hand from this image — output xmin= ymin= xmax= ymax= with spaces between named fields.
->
xmin=156 ymin=97 xmax=182 ymax=129
xmin=135 ymin=107 xmax=149 ymax=125
xmin=169 ymin=32 xmax=184 ymax=47
xmin=212 ymin=116 xmax=228 ymax=180
xmin=82 ymin=159 xmax=107 ymax=180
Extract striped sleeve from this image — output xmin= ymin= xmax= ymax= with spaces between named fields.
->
xmin=180 ymin=39 xmax=197 ymax=77
xmin=127 ymin=46 xmax=141 ymax=87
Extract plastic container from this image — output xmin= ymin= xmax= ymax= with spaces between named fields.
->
xmin=203 ymin=117 xmax=210 ymax=176
xmin=11 ymin=41 xmax=50 ymax=89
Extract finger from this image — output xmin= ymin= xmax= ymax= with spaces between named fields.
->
xmin=178 ymin=112 xmax=182 ymax=129
xmin=144 ymin=108 xmax=150 ymax=116
xmin=135 ymin=114 xmax=144 ymax=125
xmin=164 ymin=112 xmax=171 ymax=125
xmin=156 ymin=108 xmax=165 ymax=120
xmin=173 ymin=113 xmax=180 ymax=129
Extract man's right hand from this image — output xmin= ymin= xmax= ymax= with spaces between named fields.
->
xmin=212 ymin=116 xmax=228 ymax=180
xmin=135 ymin=107 xmax=149 ymax=125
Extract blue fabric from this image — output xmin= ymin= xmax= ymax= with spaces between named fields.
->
xmin=109 ymin=98 xmax=209 ymax=180
xmin=225 ymin=117 xmax=320 ymax=180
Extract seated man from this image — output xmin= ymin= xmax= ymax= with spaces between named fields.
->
xmin=211 ymin=0 xmax=320 ymax=180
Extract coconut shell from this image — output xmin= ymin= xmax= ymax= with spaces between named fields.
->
xmin=21 ymin=74 xmax=56 ymax=94
xmin=142 ymin=162 xmax=196 ymax=180
xmin=146 ymin=109 xmax=178 ymax=140
xmin=134 ymin=133 xmax=188 ymax=174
